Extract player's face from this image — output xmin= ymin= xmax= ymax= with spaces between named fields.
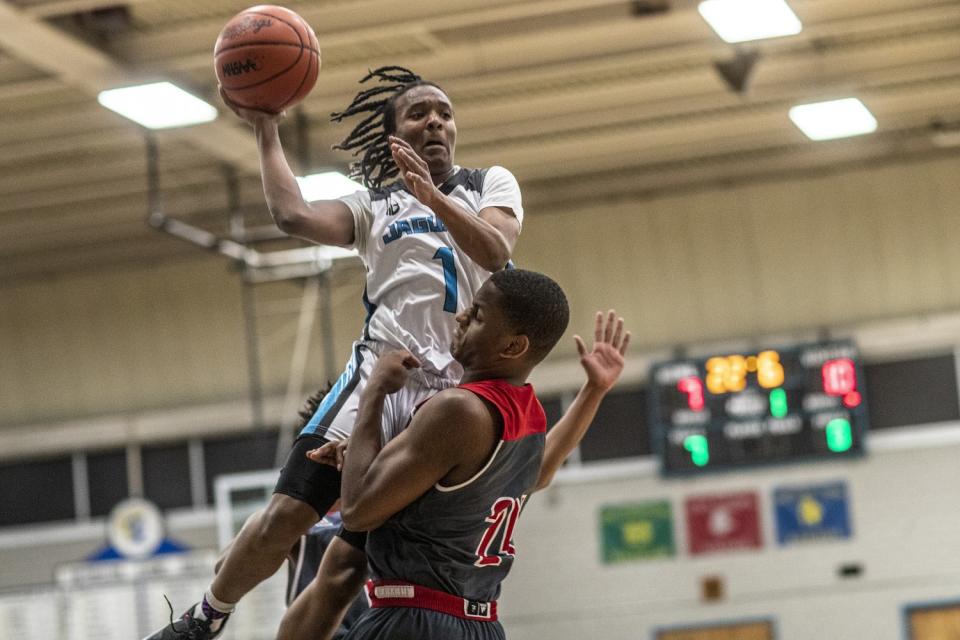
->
xmin=451 ymin=282 xmax=515 ymax=368
xmin=393 ymin=85 xmax=457 ymax=176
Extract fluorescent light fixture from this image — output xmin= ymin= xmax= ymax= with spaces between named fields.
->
xmin=698 ymin=0 xmax=802 ymax=43
xmin=297 ymin=171 xmax=364 ymax=201
xmin=98 ymin=81 xmax=218 ymax=129
xmin=789 ymin=98 xmax=878 ymax=141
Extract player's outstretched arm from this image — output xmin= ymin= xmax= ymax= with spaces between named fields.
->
xmin=220 ymin=88 xmax=356 ymax=247
xmin=389 ymin=136 xmax=519 ymax=271
xmin=534 ymin=310 xmax=631 ymax=492
xmin=337 ymin=351 xmax=497 ymax=531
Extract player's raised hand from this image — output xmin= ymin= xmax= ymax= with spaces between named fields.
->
xmin=574 ymin=310 xmax=631 ymax=393
xmin=219 ymin=86 xmax=286 ymax=127
xmin=370 ymin=349 xmax=421 ymax=395
xmin=389 ymin=135 xmax=439 ymax=204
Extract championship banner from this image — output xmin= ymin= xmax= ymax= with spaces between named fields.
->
xmin=599 ymin=500 xmax=675 ymax=564
xmin=774 ymin=481 xmax=852 ymax=545
xmin=685 ymin=491 xmax=762 ymax=555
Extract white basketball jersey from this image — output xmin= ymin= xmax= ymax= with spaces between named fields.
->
xmin=339 ymin=166 xmax=523 ymax=380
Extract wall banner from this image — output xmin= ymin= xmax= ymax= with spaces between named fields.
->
xmin=774 ymin=480 xmax=851 ymax=545
xmin=686 ymin=491 xmax=762 ymax=555
xmin=600 ymin=500 xmax=675 ymax=564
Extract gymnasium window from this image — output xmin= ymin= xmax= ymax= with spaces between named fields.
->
xmin=0 ymin=456 xmax=74 ymax=526
xmin=143 ymin=442 xmax=193 ymax=511
xmin=87 ymin=449 xmax=129 ymax=517
xmin=203 ymin=432 xmax=279 ymax=505
xmin=863 ymin=353 xmax=960 ymax=429
xmin=578 ymin=385 xmax=651 ymax=462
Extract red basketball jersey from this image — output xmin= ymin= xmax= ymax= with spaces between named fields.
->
xmin=365 ymin=379 xmax=547 ymax=603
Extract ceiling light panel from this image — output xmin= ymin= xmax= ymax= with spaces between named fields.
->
xmin=98 ymin=81 xmax=218 ymax=129
xmin=789 ymin=98 xmax=878 ymax=141
xmin=296 ymin=172 xmax=364 ymax=202
xmin=699 ymin=0 xmax=802 ymax=43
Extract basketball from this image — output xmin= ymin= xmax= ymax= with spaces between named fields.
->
xmin=214 ymin=5 xmax=320 ymax=113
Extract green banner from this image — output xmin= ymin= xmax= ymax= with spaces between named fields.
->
xmin=600 ymin=500 xmax=675 ymax=564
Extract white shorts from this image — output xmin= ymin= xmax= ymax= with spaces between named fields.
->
xmin=298 ymin=341 xmax=459 ymax=444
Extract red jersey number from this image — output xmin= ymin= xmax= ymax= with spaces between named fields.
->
xmin=474 ymin=495 xmax=527 ymax=567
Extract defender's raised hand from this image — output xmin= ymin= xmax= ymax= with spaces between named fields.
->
xmin=534 ymin=311 xmax=631 ymax=492
xmin=573 ymin=310 xmax=631 ymax=393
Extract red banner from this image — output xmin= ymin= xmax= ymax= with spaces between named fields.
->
xmin=685 ymin=491 xmax=762 ymax=555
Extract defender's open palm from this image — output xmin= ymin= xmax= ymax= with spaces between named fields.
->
xmin=574 ymin=310 xmax=631 ymax=393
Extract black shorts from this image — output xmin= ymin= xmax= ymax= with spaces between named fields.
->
xmin=274 ymin=434 xmax=342 ymax=518
xmin=343 ymin=608 xmax=505 ymax=640
xmin=274 ymin=436 xmax=370 ymax=549
xmin=287 ymin=523 xmax=370 ymax=636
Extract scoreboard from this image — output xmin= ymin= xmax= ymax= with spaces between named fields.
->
xmin=649 ymin=340 xmax=868 ymax=475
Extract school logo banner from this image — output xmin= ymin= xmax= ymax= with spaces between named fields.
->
xmin=600 ymin=500 xmax=675 ymax=564
xmin=774 ymin=481 xmax=851 ymax=545
xmin=685 ymin=491 xmax=762 ymax=555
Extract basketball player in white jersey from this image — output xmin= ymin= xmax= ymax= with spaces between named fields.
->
xmin=145 ymin=66 xmax=524 ymax=640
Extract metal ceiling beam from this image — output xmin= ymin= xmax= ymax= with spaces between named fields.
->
xmin=110 ymin=0 xmax=630 ymax=60
xmin=0 ymin=77 xmax=64 ymax=101
xmin=0 ymin=57 xmax=956 ymax=211
xmin=517 ymin=137 xmax=925 ymax=206
xmin=19 ymin=0 xmax=154 ymax=18
xmin=0 ymin=0 xmax=260 ymax=173
xmin=3 ymin=21 xmax=958 ymax=151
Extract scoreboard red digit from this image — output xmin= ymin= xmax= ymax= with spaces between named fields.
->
xmin=649 ymin=340 xmax=868 ymax=475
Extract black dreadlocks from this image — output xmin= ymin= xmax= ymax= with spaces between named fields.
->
xmin=295 ymin=382 xmax=333 ymax=430
xmin=331 ymin=66 xmax=443 ymax=190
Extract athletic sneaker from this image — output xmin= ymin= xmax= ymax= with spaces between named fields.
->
xmin=142 ymin=602 xmax=229 ymax=640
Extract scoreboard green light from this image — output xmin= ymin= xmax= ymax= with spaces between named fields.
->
xmin=769 ymin=388 xmax=788 ymax=418
xmin=826 ymin=418 xmax=853 ymax=452
xmin=650 ymin=340 xmax=868 ymax=475
xmin=683 ymin=435 xmax=710 ymax=466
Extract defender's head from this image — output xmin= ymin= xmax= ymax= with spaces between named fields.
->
xmin=451 ymin=270 xmax=569 ymax=375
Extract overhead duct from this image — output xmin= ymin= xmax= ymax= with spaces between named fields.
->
xmin=713 ymin=48 xmax=760 ymax=94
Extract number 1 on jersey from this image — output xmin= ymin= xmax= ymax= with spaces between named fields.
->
xmin=433 ymin=246 xmax=458 ymax=313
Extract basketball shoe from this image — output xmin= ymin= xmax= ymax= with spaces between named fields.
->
xmin=142 ymin=602 xmax=229 ymax=640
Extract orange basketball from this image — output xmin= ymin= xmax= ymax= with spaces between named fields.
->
xmin=214 ymin=5 xmax=320 ymax=114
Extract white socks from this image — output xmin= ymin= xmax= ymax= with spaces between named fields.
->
xmin=195 ymin=589 xmax=235 ymax=632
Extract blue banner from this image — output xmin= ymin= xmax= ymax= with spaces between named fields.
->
xmin=774 ymin=481 xmax=851 ymax=545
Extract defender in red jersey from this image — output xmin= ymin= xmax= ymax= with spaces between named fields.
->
xmin=325 ymin=269 xmax=629 ymax=639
